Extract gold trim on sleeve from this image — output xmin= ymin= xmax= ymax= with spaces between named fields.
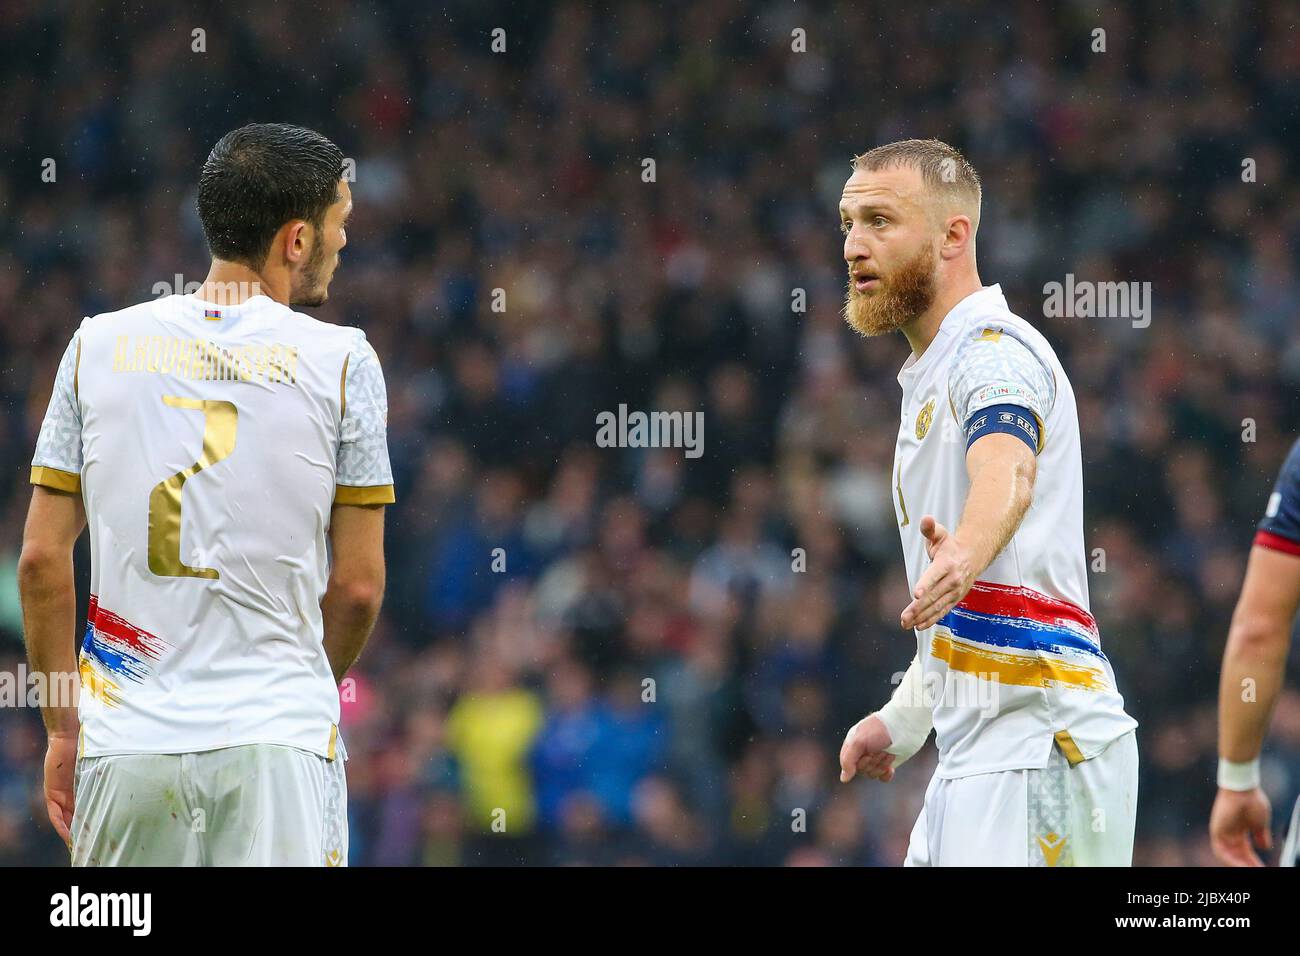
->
xmin=894 ymin=459 xmax=909 ymax=528
xmin=74 ymin=335 xmax=82 ymax=400
xmin=339 ymin=354 xmax=350 ymax=421
xmin=30 ymin=465 xmax=81 ymax=493
xmin=334 ymin=484 xmax=395 ymax=506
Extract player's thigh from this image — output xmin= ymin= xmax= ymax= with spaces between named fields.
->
xmin=903 ymin=801 xmax=930 ymax=867
xmin=1068 ymin=730 xmax=1138 ymax=866
xmin=71 ymin=753 xmax=201 ymax=866
xmin=1281 ymin=793 xmax=1300 ymax=867
xmin=932 ymin=770 xmax=1030 ymax=866
xmin=197 ymin=744 xmax=346 ymax=866
xmin=904 ymin=773 xmax=943 ymax=867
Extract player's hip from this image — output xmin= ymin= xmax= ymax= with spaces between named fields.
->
xmin=921 ymin=648 xmax=1136 ymax=776
xmin=76 ymin=692 xmax=343 ymax=761
xmin=905 ymin=730 xmax=1138 ymax=866
xmin=71 ymin=742 xmax=348 ymax=866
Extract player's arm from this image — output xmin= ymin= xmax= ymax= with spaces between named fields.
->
xmin=844 ymin=442 xmax=1035 ymax=773
xmin=324 ymin=331 xmax=394 ymax=683
xmin=901 ymin=330 xmax=1051 ymax=631
xmin=322 ymin=502 xmax=386 ymax=682
xmin=1209 ymin=545 xmax=1299 ymax=866
xmin=19 ymin=487 xmax=86 ymax=846
xmin=901 ymin=435 xmax=1036 ymax=630
xmin=22 ymin=330 xmax=86 ymax=845
xmin=840 ymin=654 xmax=932 ymax=783
xmin=1210 ymin=443 xmax=1300 ymax=865
xmin=19 ymin=487 xmax=86 ymax=735
xmin=1219 ymin=545 xmax=1299 ymax=764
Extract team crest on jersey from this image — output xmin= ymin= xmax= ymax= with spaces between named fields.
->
xmin=915 ymin=398 xmax=936 ymax=440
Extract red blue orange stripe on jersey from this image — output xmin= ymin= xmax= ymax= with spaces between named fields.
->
xmin=937 ymin=581 xmax=1105 ymax=659
xmin=931 ymin=581 xmax=1111 ymax=692
xmin=78 ymin=594 xmax=170 ymax=707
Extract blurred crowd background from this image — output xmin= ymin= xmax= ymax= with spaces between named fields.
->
xmin=2 ymin=0 xmax=1299 ymax=866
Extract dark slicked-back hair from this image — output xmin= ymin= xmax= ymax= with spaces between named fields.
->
xmin=852 ymin=138 xmax=982 ymax=229
xmin=197 ymin=123 xmax=345 ymax=268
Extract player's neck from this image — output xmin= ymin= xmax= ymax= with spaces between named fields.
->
xmin=901 ymin=273 xmax=984 ymax=358
xmin=195 ymin=260 xmax=288 ymax=306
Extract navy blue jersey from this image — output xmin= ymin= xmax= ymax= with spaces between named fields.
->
xmin=1257 ymin=438 xmax=1300 ymax=554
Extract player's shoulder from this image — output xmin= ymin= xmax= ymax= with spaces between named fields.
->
xmin=75 ymin=296 xmax=174 ymax=339
xmin=1258 ymin=437 xmax=1300 ymax=544
xmin=1275 ymin=436 xmax=1300 ymax=487
xmin=275 ymin=305 xmax=370 ymax=353
xmin=950 ymin=292 xmax=1065 ymax=393
xmin=1266 ymin=437 xmax=1300 ymax=518
xmin=951 ymin=291 xmax=1056 ymax=365
xmin=947 ymin=287 xmax=1063 ymax=415
xmin=265 ymin=306 xmax=378 ymax=375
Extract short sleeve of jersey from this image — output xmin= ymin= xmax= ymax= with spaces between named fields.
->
xmin=335 ymin=331 xmax=395 ymax=506
xmin=30 ymin=329 xmax=84 ymax=493
xmin=948 ymin=327 xmax=1056 ymax=454
xmin=1256 ymin=438 xmax=1300 ymax=554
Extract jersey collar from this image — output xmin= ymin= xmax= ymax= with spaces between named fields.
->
xmin=896 ymin=284 xmax=1005 ymax=385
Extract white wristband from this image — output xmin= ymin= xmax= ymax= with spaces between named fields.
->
xmin=1217 ymin=757 xmax=1261 ymax=791
xmin=875 ymin=661 xmax=933 ymax=767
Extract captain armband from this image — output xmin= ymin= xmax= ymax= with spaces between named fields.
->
xmin=964 ymin=403 xmax=1042 ymax=454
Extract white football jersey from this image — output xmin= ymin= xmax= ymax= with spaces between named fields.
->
xmin=30 ymin=293 xmax=395 ymax=759
xmin=892 ymin=284 xmax=1136 ymax=778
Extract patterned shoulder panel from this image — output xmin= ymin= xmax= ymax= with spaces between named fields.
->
xmin=31 ymin=324 xmax=86 ymax=486
xmin=947 ymin=321 xmax=1057 ymax=427
xmin=336 ymin=329 xmax=395 ymax=500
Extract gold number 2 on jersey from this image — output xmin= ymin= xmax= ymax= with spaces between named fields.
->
xmin=147 ymin=395 xmax=238 ymax=579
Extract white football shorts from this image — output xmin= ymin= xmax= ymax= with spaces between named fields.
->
xmin=70 ymin=742 xmax=348 ymax=867
xmin=905 ymin=730 xmax=1138 ymax=866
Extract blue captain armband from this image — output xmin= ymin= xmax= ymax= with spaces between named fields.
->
xmin=964 ymin=403 xmax=1041 ymax=454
